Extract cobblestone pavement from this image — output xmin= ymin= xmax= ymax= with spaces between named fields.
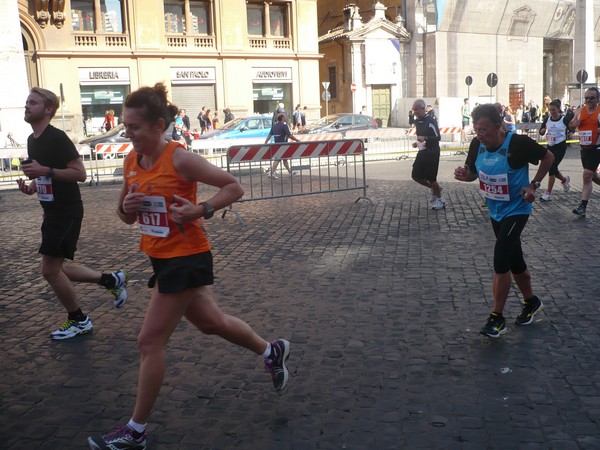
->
xmin=1 ymin=148 xmax=600 ymax=449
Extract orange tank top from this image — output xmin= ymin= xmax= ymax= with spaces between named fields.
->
xmin=123 ymin=141 xmax=211 ymax=258
xmin=578 ymin=107 xmax=600 ymax=148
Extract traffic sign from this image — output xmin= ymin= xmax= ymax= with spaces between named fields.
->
xmin=465 ymin=76 xmax=473 ymax=86
xmin=322 ymin=91 xmax=331 ymax=101
xmin=486 ymin=73 xmax=498 ymax=88
xmin=351 ymin=83 xmax=357 ymax=93
xmin=577 ymin=69 xmax=588 ymax=84
xmin=322 ymin=81 xmax=330 ymax=91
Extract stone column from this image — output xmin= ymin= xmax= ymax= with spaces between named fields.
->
xmin=573 ymin=0 xmax=595 ymax=82
xmin=0 ymin=2 xmax=31 ymax=144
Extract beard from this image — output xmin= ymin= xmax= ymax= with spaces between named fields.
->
xmin=24 ymin=110 xmax=46 ymax=124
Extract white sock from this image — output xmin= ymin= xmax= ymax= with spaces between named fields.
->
xmin=128 ymin=419 xmax=147 ymax=434
xmin=262 ymin=342 xmax=272 ymax=358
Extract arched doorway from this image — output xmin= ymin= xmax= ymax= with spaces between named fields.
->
xmin=21 ymin=24 xmax=39 ymax=89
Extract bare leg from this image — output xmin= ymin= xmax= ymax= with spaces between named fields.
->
xmin=282 ymin=159 xmax=292 ymax=173
xmin=430 ymin=181 xmax=442 ymax=198
xmin=184 ymin=286 xmax=268 ymax=355
xmin=546 ymin=175 xmax=555 ymax=194
xmin=512 ymin=269 xmax=533 ymax=301
xmin=492 ymin=271 xmax=512 ymax=315
xmin=62 ymin=262 xmax=102 ymax=283
xmin=412 ymin=176 xmax=431 ymax=189
xmin=271 ymin=160 xmax=280 ymax=173
xmin=41 ymin=255 xmax=79 ymax=313
xmin=582 ymin=169 xmax=595 ymax=200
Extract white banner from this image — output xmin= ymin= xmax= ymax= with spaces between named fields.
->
xmin=364 ymin=39 xmax=401 ymax=85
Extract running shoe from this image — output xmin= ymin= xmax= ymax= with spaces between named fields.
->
xmin=515 ymin=296 xmax=544 ymax=326
xmin=88 ymin=424 xmax=146 ymax=450
xmin=51 ymin=317 xmax=93 ymax=340
xmin=108 ymin=270 xmax=128 ymax=308
xmin=480 ymin=313 xmax=507 ymax=338
xmin=540 ymin=192 xmax=551 ymax=202
xmin=430 ymin=186 xmax=443 ymax=203
xmin=264 ymin=339 xmax=290 ymax=391
xmin=291 ymin=171 xmax=299 ymax=176
xmin=431 ymin=198 xmax=447 ymax=210
xmin=562 ymin=176 xmax=570 ymax=192
xmin=572 ymin=204 xmax=586 ymax=217
xmin=267 ymin=173 xmax=279 ymax=179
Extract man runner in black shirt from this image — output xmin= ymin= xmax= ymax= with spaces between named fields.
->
xmin=17 ymin=87 xmax=128 ymax=340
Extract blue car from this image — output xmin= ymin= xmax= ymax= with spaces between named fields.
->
xmin=198 ymin=116 xmax=273 ymax=140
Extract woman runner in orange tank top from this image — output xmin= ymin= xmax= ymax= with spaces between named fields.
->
xmin=87 ymin=83 xmax=291 ymax=450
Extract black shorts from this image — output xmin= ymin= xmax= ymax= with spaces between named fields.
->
xmin=412 ymin=150 xmax=440 ymax=182
xmin=548 ymin=141 xmax=567 ymax=176
xmin=148 ymin=251 xmax=214 ymax=294
xmin=39 ymin=216 xmax=82 ymax=260
xmin=580 ymin=147 xmax=600 ymax=171
xmin=491 ymin=214 xmax=528 ymax=274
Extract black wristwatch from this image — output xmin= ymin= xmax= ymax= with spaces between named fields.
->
xmin=531 ymin=180 xmax=541 ymax=190
xmin=199 ymin=202 xmax=215 ymax=219
xmin=46 ymin=167 xmax=54 ymax=178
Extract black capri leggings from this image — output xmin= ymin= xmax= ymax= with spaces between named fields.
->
xmin=491 ymin=214 xmax=529 ymax=274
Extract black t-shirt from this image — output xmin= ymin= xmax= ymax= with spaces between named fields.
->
xmin=465 ymin=134 xmax=547 ymax=174
xmin=414 ymin=114 xmax=441 ymax=151
xmin=27 ymin=125 xmax=83 ymax=218
xmin=269 ymin=122 xmax=293 ymax=143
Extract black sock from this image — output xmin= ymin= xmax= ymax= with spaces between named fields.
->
xmin=98 ymin=273 xmax=116 ymax=289
xmin=68 ymin=308 xmax=86 ymax=321
xmin=582 ymin=200 xmax=589 ymax=208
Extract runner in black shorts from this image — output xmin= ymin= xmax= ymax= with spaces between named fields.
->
xmin=411 ymin=99 xmax=447 ymax=210
xmin=17 ymin=87 xmax=128 ymax=340
xmin=538 ymin=99 xmax=571 ymax=201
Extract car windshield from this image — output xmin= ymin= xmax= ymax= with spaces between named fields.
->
xmin=313 ymin=115 xmax=342 ymax=125
xmin=219 ymin=118 xmax=246 ymax=130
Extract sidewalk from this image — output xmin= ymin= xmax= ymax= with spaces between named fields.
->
xmin=1 ymin=149 xmax=600 ymax=449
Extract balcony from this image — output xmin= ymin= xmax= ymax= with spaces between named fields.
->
xmin=248 ymin=37 xmax=292 ymax=51
xmin=166 ymin=35 xmax=215 ymax=49
xmin=74 ymin=33 xmax=130 ymax=48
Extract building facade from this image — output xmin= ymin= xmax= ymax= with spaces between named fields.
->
xmin=4 ymin=0 xmax=320 ymax=143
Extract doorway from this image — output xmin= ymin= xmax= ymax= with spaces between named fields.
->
xmin=371 ymin=85 xmax=391 ymax=127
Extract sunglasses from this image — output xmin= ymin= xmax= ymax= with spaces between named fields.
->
xmin=585 ymin=96 xmax=598 ymax=100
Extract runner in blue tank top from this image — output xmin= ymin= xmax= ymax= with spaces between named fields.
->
xmin=454 ymin=104 xmax=554 ymax=338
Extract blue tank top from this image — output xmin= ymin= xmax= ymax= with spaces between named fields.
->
xmin=475 ymin=132 xmax=531 ymax=221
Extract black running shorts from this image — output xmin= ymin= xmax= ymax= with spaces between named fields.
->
xmin=148 ymin=251 xmax=214 ymax=293
xmin=39 ymin=216 xmax=82 ymax=260
xmin=491 ymin=214 xmax=528 ymax=275
xmin=411 ymin=149 xmax=440 ymax=182
xmin=580 ymin=147 xmax=600 ymax=172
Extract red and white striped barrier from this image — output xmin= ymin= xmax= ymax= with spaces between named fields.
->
xmin=95 ymin=143 xmax=134 ymax=154
xmin=407 ymin=127 xmax=462 ymax=136
xmin=296 ymin=133 xmax=343 ymax=141
xmin=227 ymin=140 xmax=363 ymax=163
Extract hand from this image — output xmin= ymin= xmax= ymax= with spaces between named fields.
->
xmin=521 ymin=186 xmax=536 ymax=203
xmin=21 ymin=159 xmax=44 ymax=179
xmin=121 ymin=183 xmax=145 ymax=214
xmin=169 ymin=194 xmax=201 ymax=225
xmin=16 ymin=178 xmax=36 ymax=195
xmin=454 ymin=165 xmax=470 ymax=181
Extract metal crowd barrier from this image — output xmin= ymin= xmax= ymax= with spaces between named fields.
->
xmin=223 ymin=139 xmax=372 ymax=223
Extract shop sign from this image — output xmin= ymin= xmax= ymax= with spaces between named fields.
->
xmin=252 ymin=67 xmax=292 ymax=83
xmin=79 ymin=67 xmax=130 ymax=85
xmin=170 ymin=67 xmax=216 ymax=84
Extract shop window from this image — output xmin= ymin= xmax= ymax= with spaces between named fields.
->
xmin=165 ymin=0 xmax=212 ymax=34
xmin=247 ymin=2 xmax=289 ymax=37
xmin=72 ymin=0 xmax=124 ymax=33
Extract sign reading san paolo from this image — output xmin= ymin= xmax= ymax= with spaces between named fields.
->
xmin=170 ymin=67 xmax=216 ymax=84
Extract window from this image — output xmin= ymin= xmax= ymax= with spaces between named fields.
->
xmin=165 ymin=0 xmax=212 ymax=34
xmin=246 ymin=2 xmax=289 ymax=37
xmin=328 ymin=67 xmax=337 ymax=99
xmin=72 ymin=0 xmax=124 ymax=33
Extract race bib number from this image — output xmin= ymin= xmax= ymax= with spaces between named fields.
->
xmin=547 ymin=134 xmax=558 ymax=144
xmin=479 ymin=171 xmax=509 ymax=201
xmin=36 ymin=176 xmax=54 ymax=202
xmin=137 ymin=195 xmax=170 ymax=237
xmin=580 ymin=130 xmax=593 ymax=146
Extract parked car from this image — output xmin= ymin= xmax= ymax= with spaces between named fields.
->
xmin=299 ymin=113 xmax=378 ymax=135
xmin=79 ymin=124 xmax=130 ymax=159
xmin=198 ymin=116 xmax=273 ymax=140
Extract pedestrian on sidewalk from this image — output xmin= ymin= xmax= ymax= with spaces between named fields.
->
xmin=265 ymin=112 xmax=300 ymax=178
xmin=17 ymin=87 xmax=128 ymax=340
xmin=538 ymin=99 xmax=571 ymax=201
xmin=411 ymin=99 xmax=447 ymax=210
xmin=88 ymin=83 xmax=290 ymax=450
xmin=454 ymin=103 xmax=554 ymax=338
xmin=569 ymin=87 xmax=600 ymax=217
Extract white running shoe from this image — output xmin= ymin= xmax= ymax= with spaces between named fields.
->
xmin=267 ymin=173 xmax=279 ymax=179
xmin=431 ymin=198 xmax=447 ymax=210
xmin=50 ymin=317 xmax=93 ymax=340
xmin=540 ymin=192 xmax=551 ymax=202
xmin=108 ymin=270 xmax=128 ymax=308
xmin=562 ymin=176 xmax=570 ymax=192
